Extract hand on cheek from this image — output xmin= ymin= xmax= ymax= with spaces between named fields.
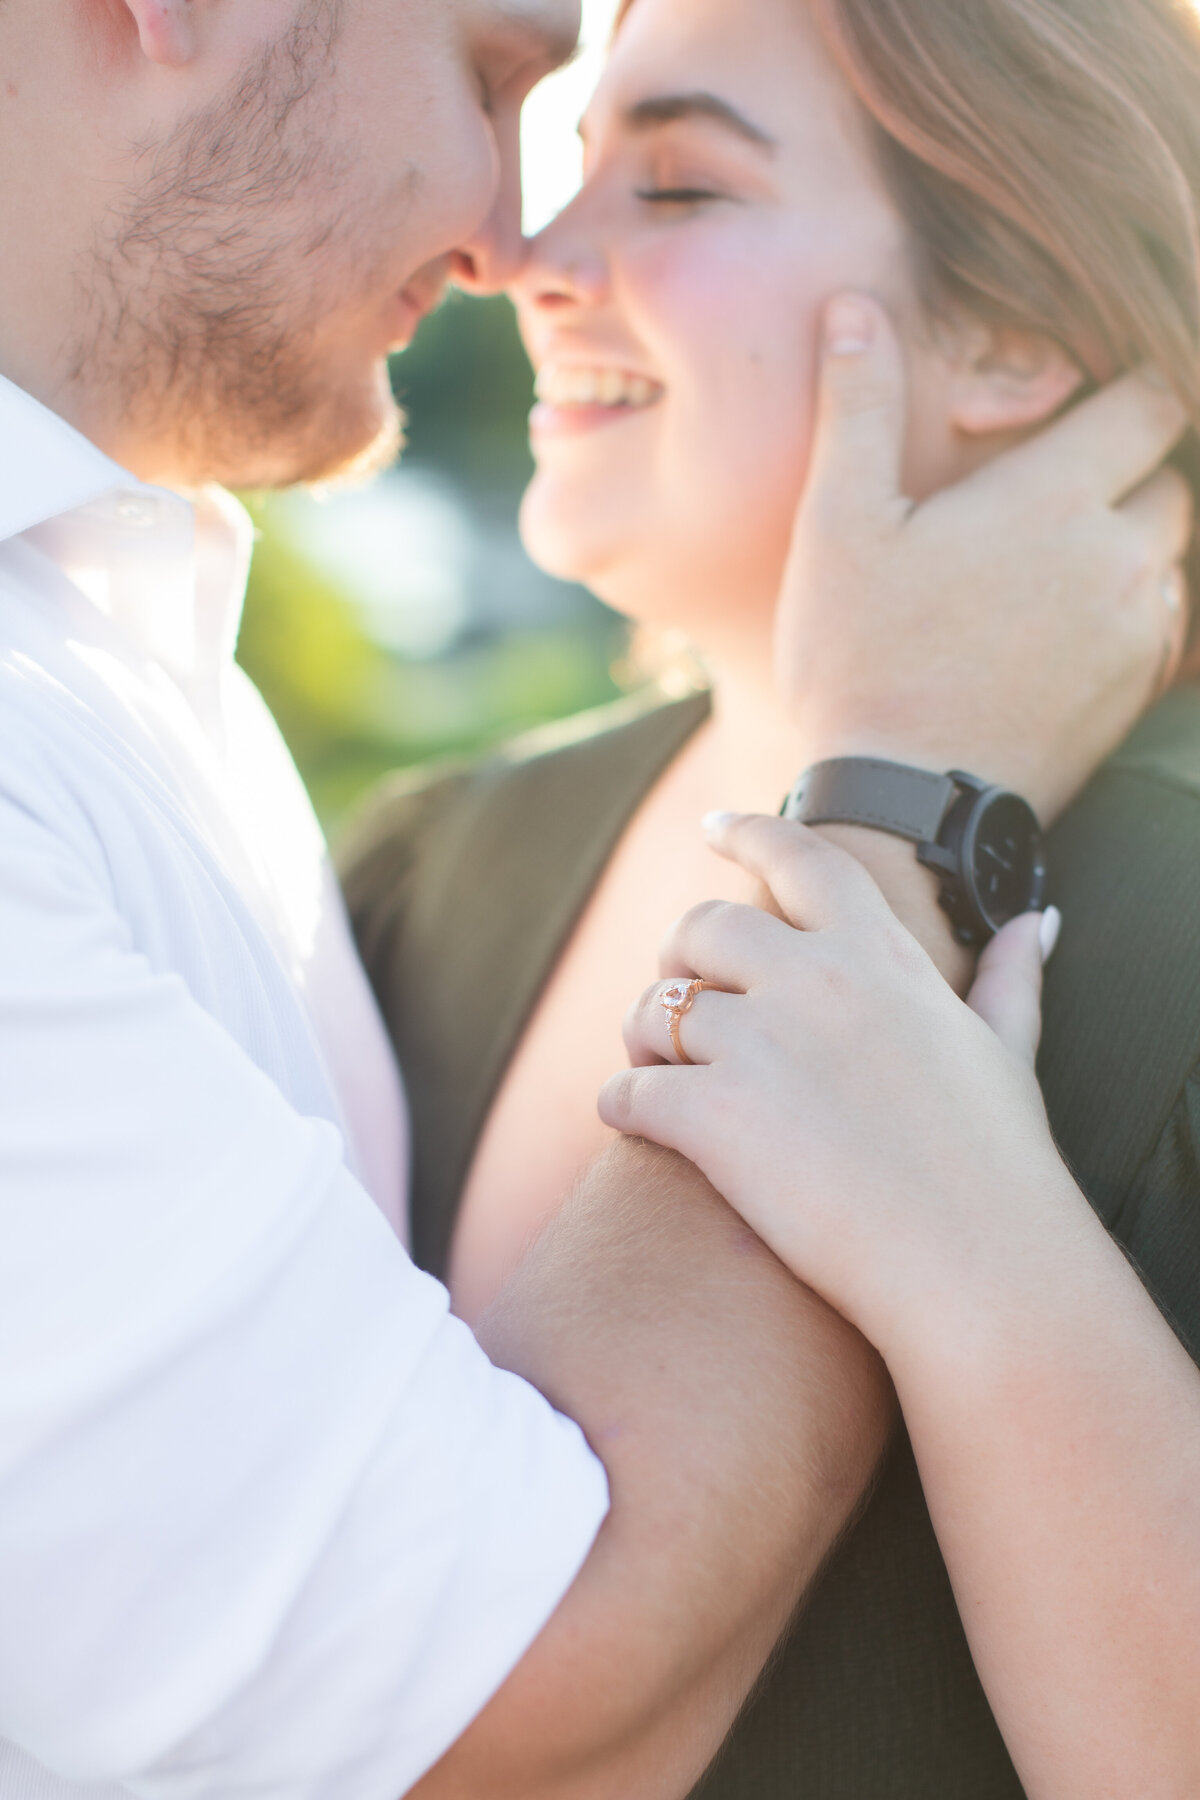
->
xmin=599 ymin=814 xmax=1073 ymax=1352
xmin=776 ymin=294 xmax=1190 ymax=824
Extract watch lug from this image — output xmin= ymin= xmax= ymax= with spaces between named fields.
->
xmin=935 ymin=887 xmax=984 ymax=948
xmin=947 ymin=769 xmax=990 ymax=798
xmin=917 ymin=842 xmax=958 ymax=877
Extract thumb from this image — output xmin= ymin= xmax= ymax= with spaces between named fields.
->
xmin=800 ymin=293 xmax=909 ymax=531
xmin=966 ymin=908 xmax=1061 ymax=1066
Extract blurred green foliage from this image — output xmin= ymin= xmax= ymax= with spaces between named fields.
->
xmin=236 ymin=293 xmax=628 ymax=830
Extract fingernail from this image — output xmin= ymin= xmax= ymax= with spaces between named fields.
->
xmin=825 ymin=296 xmax=876 ymax=357
xmin=701 ymin=811 xmax=739 ymax=835
xmin=1039 ymin=906 xmax=1062 ymax=965
xmin=1140 ymin=363 xmax=1170 ymax=393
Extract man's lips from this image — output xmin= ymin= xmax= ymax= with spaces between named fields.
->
xmin=388 ymin=273 xmax=450 ymax=350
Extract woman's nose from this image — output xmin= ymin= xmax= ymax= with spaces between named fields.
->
xmin=507 ymin=200 xmax=612 ymax=312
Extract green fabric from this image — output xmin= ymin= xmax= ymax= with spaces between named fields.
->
xmin=340 ymin=681 xmax=1200 ymax=1798
xmin=340 ymin=683 xmax=711 ymax=1278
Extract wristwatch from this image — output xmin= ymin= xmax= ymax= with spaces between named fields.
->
xmin=782 ymin=758 xmax=1048 ymax=947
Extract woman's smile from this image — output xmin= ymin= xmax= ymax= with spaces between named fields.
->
xmin=531 ymin=361 xmax=665 ymax=436
xmin=509 ymin=0 xmax=919 ymax=630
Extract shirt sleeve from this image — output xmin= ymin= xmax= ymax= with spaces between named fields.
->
xmin=0 ymin=789 xmax=610 ymax=1798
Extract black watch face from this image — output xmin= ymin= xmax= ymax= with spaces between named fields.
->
xmin=967 ymin=793 xmax=1046 ymax=930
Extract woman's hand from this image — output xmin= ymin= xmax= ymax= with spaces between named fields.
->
xmin=608 ymin=830 xmax=1200 ymax=1800
xmin=780 ymin=295 xmax=1192 ymax=826
xmin=599 ymin=811 xmax=1085 ymax=1352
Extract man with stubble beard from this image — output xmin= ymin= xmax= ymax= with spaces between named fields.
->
xmin=0 ymin=3 xmax=1187 ymax=1797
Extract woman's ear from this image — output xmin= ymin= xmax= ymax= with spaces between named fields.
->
xmin=122 ymin=0 xmax=197 ymax=68
xmin=948 ymin=323 xmax=1086 ymax=437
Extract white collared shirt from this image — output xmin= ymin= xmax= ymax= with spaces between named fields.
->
xmin=0 ymin=379 xmax=608 ymax=1800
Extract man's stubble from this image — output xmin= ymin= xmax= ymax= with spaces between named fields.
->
xmin=72 ymin=0 xmax=407 ymax=492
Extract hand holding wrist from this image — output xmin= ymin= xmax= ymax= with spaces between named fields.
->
xmin=777 ymin=295 xmax=1190 ymax=826
xmin=602 ymin=816 xmax=1070 ymax=1349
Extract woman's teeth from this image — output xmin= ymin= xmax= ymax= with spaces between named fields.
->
xmin=535 ymin=365 xmax=661 ymax=409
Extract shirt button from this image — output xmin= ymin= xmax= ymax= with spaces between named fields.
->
xmin=115 ymin=495 xmax=157 ymax=529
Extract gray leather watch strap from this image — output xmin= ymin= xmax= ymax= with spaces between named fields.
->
xmin=784 ymin=758 xmax=960 ymax=843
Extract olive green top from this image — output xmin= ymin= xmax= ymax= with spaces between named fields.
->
xmin=340 ymin=681 xmax=1200 ymax=1800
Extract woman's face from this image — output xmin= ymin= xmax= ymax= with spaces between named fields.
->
xmin=511 ymin=0 xmax=961 ymax=637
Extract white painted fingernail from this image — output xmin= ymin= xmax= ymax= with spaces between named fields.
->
xmin=701 ymin=811 xmax=738 ymax=834
xmin=825 ymin=295 xmax=876 ymax=357
xmin=1039 ymin=907 xmax=1062 ymax=965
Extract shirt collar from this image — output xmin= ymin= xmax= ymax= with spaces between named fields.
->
xmin=0 ymin=374 xmax=130 ymax=542
xmin=0 ymin=374 xmax=253 ymax=683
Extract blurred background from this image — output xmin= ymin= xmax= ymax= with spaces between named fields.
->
xmin=237 ymin=0 xmax=629 ymax=831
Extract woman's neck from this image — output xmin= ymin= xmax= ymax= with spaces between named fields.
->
xmin=688 ymin=639 xmax=813 ymax=818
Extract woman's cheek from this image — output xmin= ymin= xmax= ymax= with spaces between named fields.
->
xmin=662 ymin=322 xmax=820 ymax=580
xmin=631 ymin=229 xmax=823 ymax=469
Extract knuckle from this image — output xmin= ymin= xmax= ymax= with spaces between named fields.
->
xmin=600 ymin=1069 xmax=641 ymax=1133
xmin=681 ymin=896 xmax=731 ymax=936
xmin=623 ymin=987 xmax=658 ymax=1045
xmin=662 ymin=898 xmax=723 ymax=962
xmin=877 ymin=920 xmax=930 ymax=982
xmin=832 ymin=377 xmax=900 ymax=426
xmin=1155 ymin=464 xmax=1192 ymax=519
xmin=802 ymin=937 xmax=858 ymax=1008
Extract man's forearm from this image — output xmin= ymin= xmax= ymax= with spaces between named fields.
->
xmin=413 ymin=1137 xmax=893 ymax=1799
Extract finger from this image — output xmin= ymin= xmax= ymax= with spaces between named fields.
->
xmin=978 ymin=367 xmax=1187 ymax=515
xmin=1143 ymin=565 xmax=1190 ymax=701
xmin=657 ymin=897 xmax=800 ymax=993
xmin=966 ymin=908 xmax=1059 ymax=1066
xmin=598 ymin=1062 xmax=713 ymax=1157
xmin=622 ymin=980 xmax=742 ymax=1069
xmin=700 ymin=812 xmax=894 ymax=932
xmin=1161 ymin=566 xmax=1191 ymax=686
xmin=1118 ymin=469 xmax=1193 ymax=690
xmin=799 ymin=293 xmax=910 ymax=530
xmin=1119 ymin=464 xmax=1194 ymax=571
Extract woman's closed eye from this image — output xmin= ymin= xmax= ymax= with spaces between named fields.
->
xmin=635 ymin=186 xmax=724 ymax=205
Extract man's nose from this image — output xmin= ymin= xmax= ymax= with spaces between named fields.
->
xmin=451 ymin=213 xmax=527 ymax=295
xmin=451 ymin=112 xmax=527 ymax=295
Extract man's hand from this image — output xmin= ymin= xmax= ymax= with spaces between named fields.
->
xmin=780 ymin=294 xmax=1191 ymax=826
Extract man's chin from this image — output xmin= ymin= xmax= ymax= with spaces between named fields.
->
xmin=287 ymin=403 xmax=406 ymax=493
xmin=162 ymin=369 xmax=406 ymax=494
xmin=233 ymin=395 xmax=405 ymax=494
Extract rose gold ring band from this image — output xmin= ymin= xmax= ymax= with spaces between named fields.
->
xmin=659 ymin=978 xmax=714 ymax=1066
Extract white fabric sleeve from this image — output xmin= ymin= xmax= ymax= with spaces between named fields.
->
xmin=0 ymin=792 xmax=610 ymax=1798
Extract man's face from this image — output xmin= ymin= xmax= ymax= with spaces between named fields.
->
xmin=73 ymin=0 xmax=579 ymax=489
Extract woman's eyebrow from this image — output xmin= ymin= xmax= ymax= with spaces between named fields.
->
xmin=619 ymin=91 xmax=778 ymax=151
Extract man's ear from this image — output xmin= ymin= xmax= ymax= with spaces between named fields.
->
xmin=122 ymin=0 xmax=197 ymax=67
xmin=947 ymin=323 xmax=1086 ymax=437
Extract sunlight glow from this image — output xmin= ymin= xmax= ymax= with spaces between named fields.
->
xmin=521 ymin=0 xmax=620 ymax=235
